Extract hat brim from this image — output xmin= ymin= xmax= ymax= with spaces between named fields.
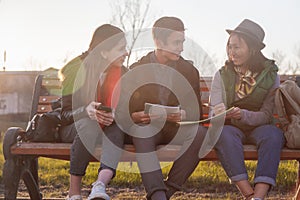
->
xmin=226 ymin=29 xmax=265 ymax=50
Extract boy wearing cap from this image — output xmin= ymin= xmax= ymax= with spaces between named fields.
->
xmin=126 ymin=16 xmax=207 ymax=200
xmin=210 ymin=19 xmax=285 ymax=200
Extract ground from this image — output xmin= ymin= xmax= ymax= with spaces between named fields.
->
xmin=0 ymin=183 xmax=295 ymax=200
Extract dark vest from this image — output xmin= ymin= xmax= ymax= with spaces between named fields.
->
xmin=219 ymin=60 xmax=278 ymax=132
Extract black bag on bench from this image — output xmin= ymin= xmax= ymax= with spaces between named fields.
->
xmin=25 ymin=98 xmax=62 ymax=142
xmin=25 ymin=108 xmax=61 ymax=142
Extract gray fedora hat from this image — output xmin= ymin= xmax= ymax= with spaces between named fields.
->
xmin=226 ymin=19 xmax=265 ymax=49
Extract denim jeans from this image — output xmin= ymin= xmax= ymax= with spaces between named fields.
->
xmin=60 ymin=118 xmax=126 ymax=177
xmin=214 ymin=124 xmax=285 ymax=186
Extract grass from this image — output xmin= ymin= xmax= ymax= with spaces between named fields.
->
xmin=34 ymin=158 xmax=298 ymax=199
xmin=0 ymin=134 xmax=298 ymax=199
xmin=36 ymin=157 xmax=298 ymax=189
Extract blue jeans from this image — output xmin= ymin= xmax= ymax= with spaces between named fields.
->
xmin=214 ymin=124 xmax=285 ymax=186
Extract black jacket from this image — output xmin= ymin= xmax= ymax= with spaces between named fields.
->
xmin=128 ymin=51 xmax=203 ymax=121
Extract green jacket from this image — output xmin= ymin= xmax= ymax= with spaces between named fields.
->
xmin=219 ymin=60 xmax=278 ymax=131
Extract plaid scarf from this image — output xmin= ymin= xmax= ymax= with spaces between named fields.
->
xmin=234 ymin=66 xmax=258 ymax=99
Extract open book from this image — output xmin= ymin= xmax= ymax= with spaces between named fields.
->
xmin=144 ymin=103 xmax=180 ymax=115
xmin=177 ymin=107 xmax=235 ymax=125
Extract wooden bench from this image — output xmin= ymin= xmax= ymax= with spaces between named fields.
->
xmin=2 ymin=73 xmax=300 ymax=200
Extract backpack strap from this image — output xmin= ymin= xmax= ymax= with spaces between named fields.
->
xmin=280 ymin=80 xmax=300 ymax=114
xmin=275 ymin=87 xmax=290 ymax=130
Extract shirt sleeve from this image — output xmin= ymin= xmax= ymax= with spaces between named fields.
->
xmin=210 ymin=71 xmax=225 ymax=107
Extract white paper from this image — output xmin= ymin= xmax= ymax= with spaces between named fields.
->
xmin=144 ymin=103 xmax=180 ymax=115
xmin=177 ymin=107 xmax=235 ymax=125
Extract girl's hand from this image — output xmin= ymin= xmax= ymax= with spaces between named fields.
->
xmin=85 ymin=101 xmax=114 ymax=126
xmin=96 ymin=109 xmax=114 ymax=126
xmin=226 ymin=107 xmax=242 ymax=120
xmin=213 ymin=103 xmax=226 ymax=115
xmin=85 ymin=101 xmax=99 ymax=120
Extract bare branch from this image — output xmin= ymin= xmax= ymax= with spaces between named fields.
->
xmin=272 ymin=49 xmax=286 ymax=67
xmin=110 ymin=0 xmax=153 ymax=67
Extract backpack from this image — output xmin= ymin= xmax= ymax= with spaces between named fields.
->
xmin=275 ymin=80 xmax=300 ymax=148
xmin=25 ymin=98 xmax=62 ymax=142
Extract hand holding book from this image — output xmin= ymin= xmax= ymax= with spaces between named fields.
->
xmin=144 ymin=103 xmax=180 ymax=115
xmin=144 ymin=103 xmax=182 ymax=123
xmin=212 ymin=103 xmax=226 ymax=116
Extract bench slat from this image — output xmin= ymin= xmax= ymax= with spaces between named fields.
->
xmin=39 ymin=96 xmax=60 ymax=104
xmin=37 ymin=105 xmax=53 ymax=113
xmin=11 ymin=143 xmax=300 ymax=162
xmin=42 ymin=79 xmax=61 ymax=88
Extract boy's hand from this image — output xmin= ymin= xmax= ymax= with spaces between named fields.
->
xmin=132 ymin=111 xmax=151 ymax=124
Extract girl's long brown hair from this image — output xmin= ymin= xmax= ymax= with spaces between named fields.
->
xmin=72 ymin=24 xmax=125 ymax=110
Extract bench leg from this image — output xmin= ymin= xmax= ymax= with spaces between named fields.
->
xmin=2 ymin=127 xmax=42 ymax=200
xmin=3 ymin=157 xmax=42 ymax=200
xmin=3 ymin=158 xmax=21 ymax=200
xmin=3 ymin=127 xmax=23 ymax=200
xmin=294 ymin=159 xmax=300 ymax=200
xmin=295 ymin=187 xmax=300 ymax=200
xmin=23 ymin=162 xmax=42 ymax=200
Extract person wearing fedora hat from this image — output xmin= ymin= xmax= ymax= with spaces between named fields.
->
xmin=226 ymin=19 xmax=266 ymax=50
xmin=210 ymin=19 xmax=285 ymax=200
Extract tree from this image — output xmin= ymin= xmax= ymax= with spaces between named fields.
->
xmin=295 ymin=44 xmax=300 ymax=74
xmin=272 ymin=50 xmax=286 ymax=67
xmin=183 ymin=40 xmax=217 ymax=76
xmin=110 ymin=0 xmax=152 ymax=67
xmin=271 ymin=50 xmax=288 ymax=74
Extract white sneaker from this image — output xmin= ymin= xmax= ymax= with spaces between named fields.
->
xmin=87 ymin=181 xmax=110 ymax=200
xmin=66 ymin=194 xmax=82 ymax=200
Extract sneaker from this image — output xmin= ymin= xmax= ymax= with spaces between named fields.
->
xmin=87 ymin=181 xmax=110 ymax=200
xmin=66 ymin=194 xmax=82 ymax=200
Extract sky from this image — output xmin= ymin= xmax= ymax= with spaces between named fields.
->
xmin=0 ymin=0 xmax=299 ymax=74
